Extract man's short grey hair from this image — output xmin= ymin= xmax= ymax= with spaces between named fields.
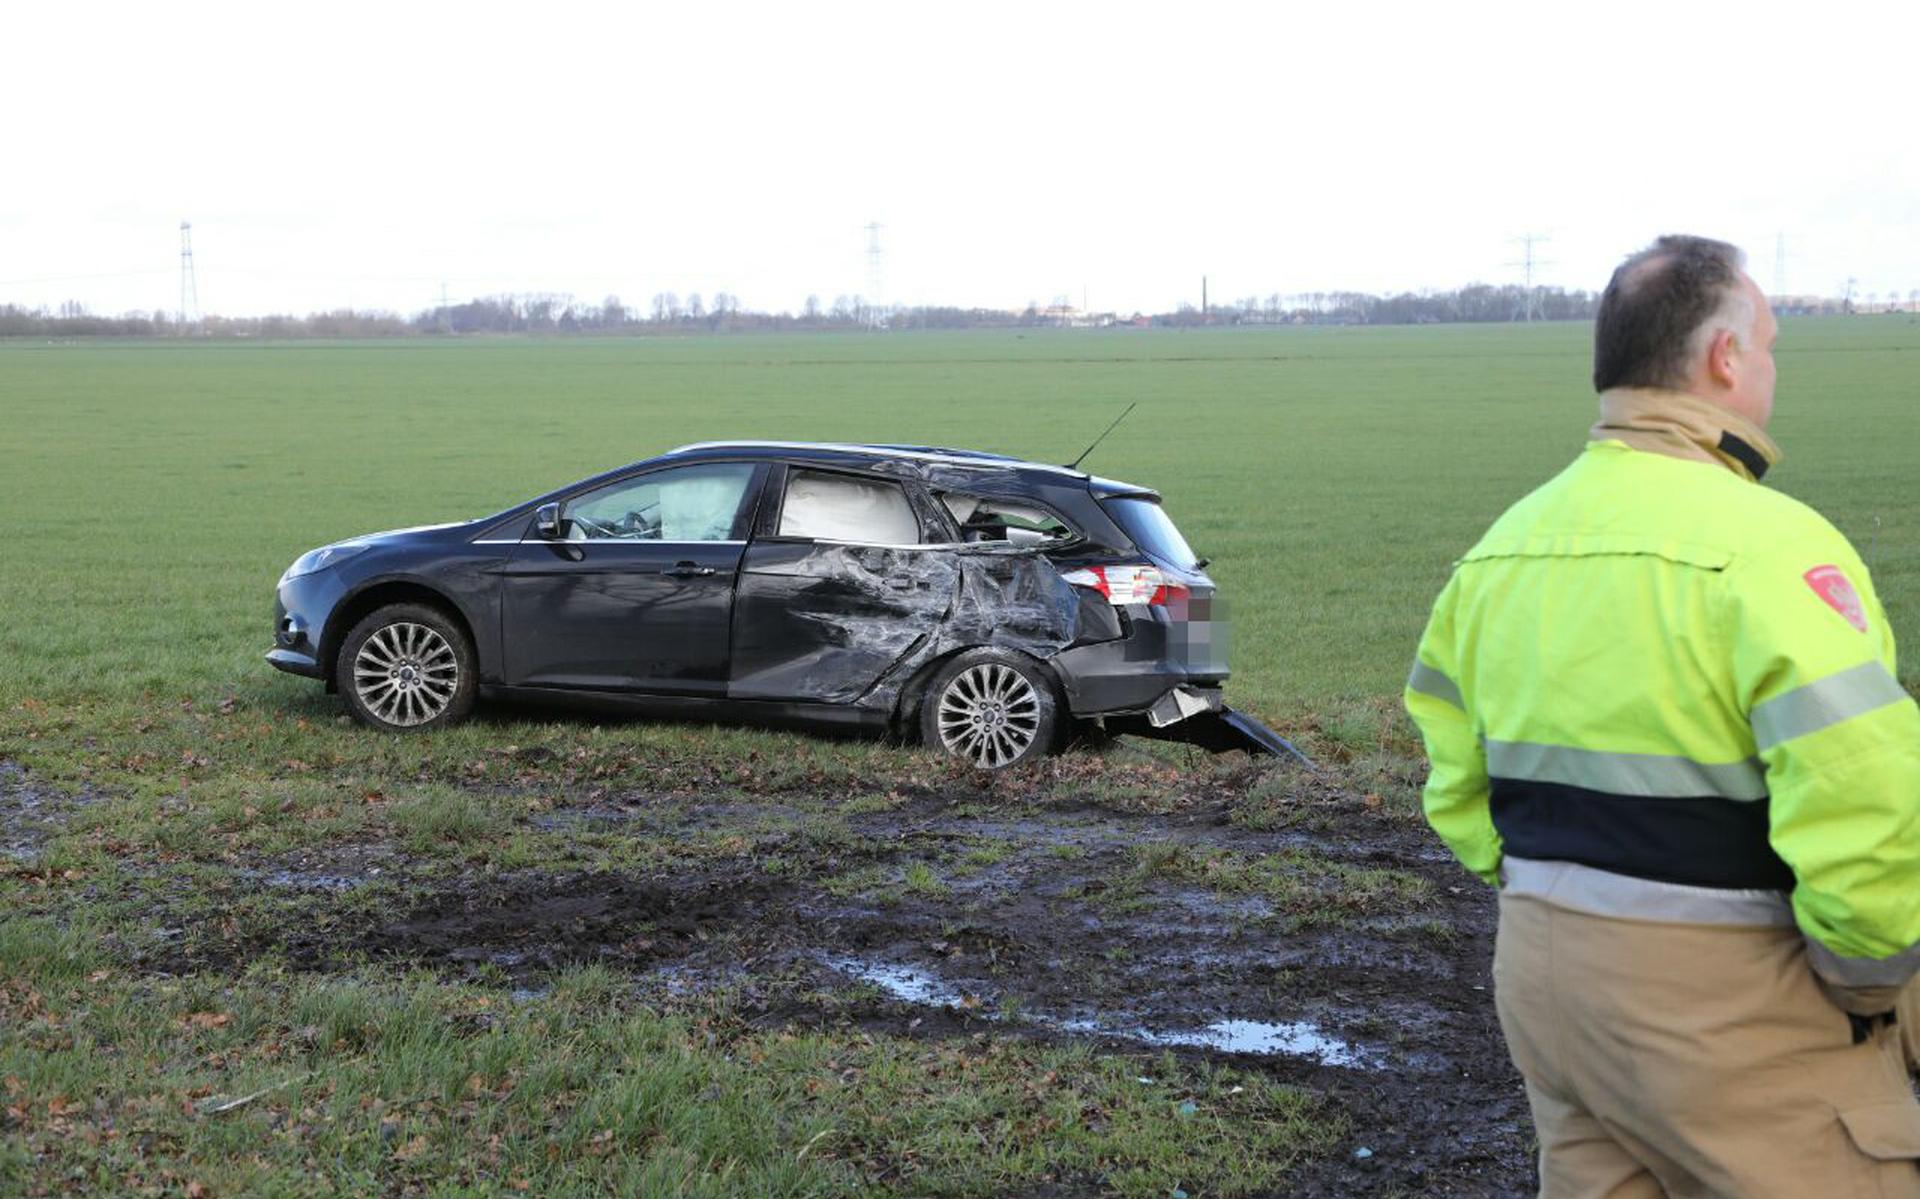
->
xmin=1592 ymin=236 xmax=1754 ymax=393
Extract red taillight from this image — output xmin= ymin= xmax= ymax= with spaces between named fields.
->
xmin=1060 ymin=564 xmax=1189 ymax=606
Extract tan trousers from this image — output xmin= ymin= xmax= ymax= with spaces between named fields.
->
xmin=1495 ymin=894 xmax=1920 ymax=1198
xmin=1902 ymin=983 xmax=1920 ymax=1077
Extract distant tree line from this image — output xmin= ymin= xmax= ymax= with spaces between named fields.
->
xmin=1185 ymin=285 xmax=1602 ymax=326
xmin=0 ymin=304 xmax=411 ymax=338
xmin=2 ymin=284 xmax=1908 ymax=339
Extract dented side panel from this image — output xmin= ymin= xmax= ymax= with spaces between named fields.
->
xmin=729 ymin=542 xmax=960 ymax=704
xmin=861 ymin=547 xmax=1126 ymax=715
xmin=728 ymin=533 xmax=1128 ymax=714
xmin=727 ymin=457 xmax=1203 ymax=726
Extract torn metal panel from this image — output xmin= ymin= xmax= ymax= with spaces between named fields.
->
xmin=864 ymin=547 xmax=1123 ymax=717
xmin=941 ymin=549 xmax=1085 ymax=650
xmin=1148 ymin=684 xmax=1222 ymax=728
xmin=1141 ymin=706 xmax=1315 ymax=765
xmin=730 ymin=540 xmax=1124 ymax=717
xmin=866 ymin=457 xmax=1033 ymax=493
xmin=732 ymin=466 xmax=1128 ymax=715
xmin=730 ymin=542 xmax=960 ymax=705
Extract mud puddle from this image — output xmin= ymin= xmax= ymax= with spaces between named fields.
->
xmin=828 ymin=954 xmax=1382 ymax=1069
xmin=231 ymin=843 xmax=401 ymax=893
xmin=0 ymin=759 xmax=92 ymax=865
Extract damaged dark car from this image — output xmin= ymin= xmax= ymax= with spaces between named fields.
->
xmin=269 ymin=441 xmax=1293 ymax=767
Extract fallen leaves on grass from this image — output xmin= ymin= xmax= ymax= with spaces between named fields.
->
xmin=393 ymin=1134 xmax=431 ymax=1161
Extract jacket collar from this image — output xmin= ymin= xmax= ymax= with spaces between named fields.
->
xmin=1590 ymin=387 xmax=1782 ymax=483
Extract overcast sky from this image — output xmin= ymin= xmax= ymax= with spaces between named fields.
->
xmin=5 ymin=1 xmax=1917 ymax=318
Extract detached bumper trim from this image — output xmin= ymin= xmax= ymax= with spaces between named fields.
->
xmin=266 ymin=648 xmax=323 ymax=679
xmin=1147 ymin=684 xmax=1224 ymax=728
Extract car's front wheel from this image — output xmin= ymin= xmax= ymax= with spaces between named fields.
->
xmin=920 ymin=649 xmax=1061 ymax=769
xmin=336 ymin=603 xmax=476 ymax=732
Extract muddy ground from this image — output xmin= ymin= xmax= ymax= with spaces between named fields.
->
xmin=7 ymin=751 xmax=1535 ymax=1195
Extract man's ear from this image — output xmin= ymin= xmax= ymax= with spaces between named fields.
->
xmin=1705 ymin=327 xmax=1739 ymax=389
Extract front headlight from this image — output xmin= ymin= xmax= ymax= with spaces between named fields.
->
xmin=280 ymin=543 xmax=370 ymax=584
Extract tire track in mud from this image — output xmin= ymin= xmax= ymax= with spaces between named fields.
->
xmin=128 ymin=774 xmax=1535 ymax=1195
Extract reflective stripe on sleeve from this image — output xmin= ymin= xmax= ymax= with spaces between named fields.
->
xmin=1500 ymin=856 xmax=1793 ymax=926
xmin=1749 ymin=660 xmax=1910 ymax=751
xmin=1484 ymin=740 xmax=1768 ymax=801
xmin=1406 ymin=660 xmax=1464 ymax=709
xmin=1805 ymin=936 xmax=1920 ymax=991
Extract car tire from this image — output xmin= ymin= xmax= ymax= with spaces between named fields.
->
xmin=920 ymin=649 xmax=1061 ymax=769
xmin=336 ymin=603 xmax=477 ymax=733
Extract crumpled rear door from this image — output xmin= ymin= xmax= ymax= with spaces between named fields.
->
xmin=729 ymin=541 xmax=959 ymax=705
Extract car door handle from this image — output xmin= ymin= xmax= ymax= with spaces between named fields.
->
xmin=886 ymin=577 xmax=916 ymax=591
xmin=664 ymin=562 xmax=717 ymax=578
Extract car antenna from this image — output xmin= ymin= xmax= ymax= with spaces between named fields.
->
xmin=1065 ymin=402 xmax=1138 ymax=471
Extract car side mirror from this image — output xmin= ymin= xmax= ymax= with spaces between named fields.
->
xmin=535 ymin=502 xmax=563 ymax=539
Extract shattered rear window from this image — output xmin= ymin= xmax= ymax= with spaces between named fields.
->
xmin=1101 ymin=497 xmax=1200 ymax=569
xmin=938 ymin=493 xmax=1077 ymax=547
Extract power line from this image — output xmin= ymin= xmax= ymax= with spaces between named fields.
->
xmin=178 ymin=222 xmax=199 ymax=329
xmin=1506 ymin=233 xmax=1552 ymax=321
xmin=864 ymin=220 xmax=884 ymax=329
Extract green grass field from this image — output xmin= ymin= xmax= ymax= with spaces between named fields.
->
xmin=4 ymin=320 xmax=1917 ymax=1195
xmin=3 ymin=319 xmax=1916 ymax=716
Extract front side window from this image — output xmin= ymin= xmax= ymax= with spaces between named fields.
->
xmin=778 ymin=469 xmax=922 ymax=545
xmin=565 ymin=462 xmax=757 ymax=542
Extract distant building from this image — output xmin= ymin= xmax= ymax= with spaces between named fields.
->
xmin=1037 ymin=304 xmax=1113 ymax=328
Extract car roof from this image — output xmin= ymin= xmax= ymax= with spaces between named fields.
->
xmin=652 ymin=441 xmax=1160 ymax=501
xmin=663 ymin=440 xmax=1073 ymax=477
xmin=476 ymin=441 xmax=1163 ymax=537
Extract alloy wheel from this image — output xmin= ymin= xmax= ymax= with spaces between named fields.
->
xmin=352 ymin=621 xmax=460 ymax=727
xmin=936 ymin=663 xmax=1042 ymax=768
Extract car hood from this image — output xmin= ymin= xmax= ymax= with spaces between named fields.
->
xmin=357 ymin=520 xmax=473 ymax=544
xmin=306 ymin=520 xmax=477 ymax=557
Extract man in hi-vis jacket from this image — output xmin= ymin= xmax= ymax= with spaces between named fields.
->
xmin=1405 ymin=235 xmax=1920 ymax=1197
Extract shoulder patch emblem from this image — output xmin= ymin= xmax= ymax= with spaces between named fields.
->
xmin=1803 ymin=565 xmax=1869 ymax=633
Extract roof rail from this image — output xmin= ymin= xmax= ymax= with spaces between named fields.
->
xmin=664 ymin=440 xmax=1088 ymax=479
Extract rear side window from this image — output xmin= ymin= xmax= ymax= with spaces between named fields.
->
xmin=779 ymin=470 xmax=922 ymax=545
xmin=938 ymin=493 xmax=1077 ymax=547
xmin=1102 ymin=497 xmax=1199 ymax=568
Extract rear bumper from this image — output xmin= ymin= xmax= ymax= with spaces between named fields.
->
xmin=1052 ymin=604 xmax=1227 ymax=716
xmin=1052 ymin=641 xmax=1228 ymax=714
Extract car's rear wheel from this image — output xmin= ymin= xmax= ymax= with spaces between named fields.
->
xmin=920 ymin=649 xmax=1060 ymax=769
xmin=336 ymin=603 xmax=476 ymax=732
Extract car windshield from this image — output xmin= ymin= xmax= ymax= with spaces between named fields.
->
xmin=1101 ymin=497 xmax=1200 ymax=569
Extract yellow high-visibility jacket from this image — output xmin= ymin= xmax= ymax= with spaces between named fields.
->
xmin=1406 ymin=418 xmax=1920 ymax=1000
